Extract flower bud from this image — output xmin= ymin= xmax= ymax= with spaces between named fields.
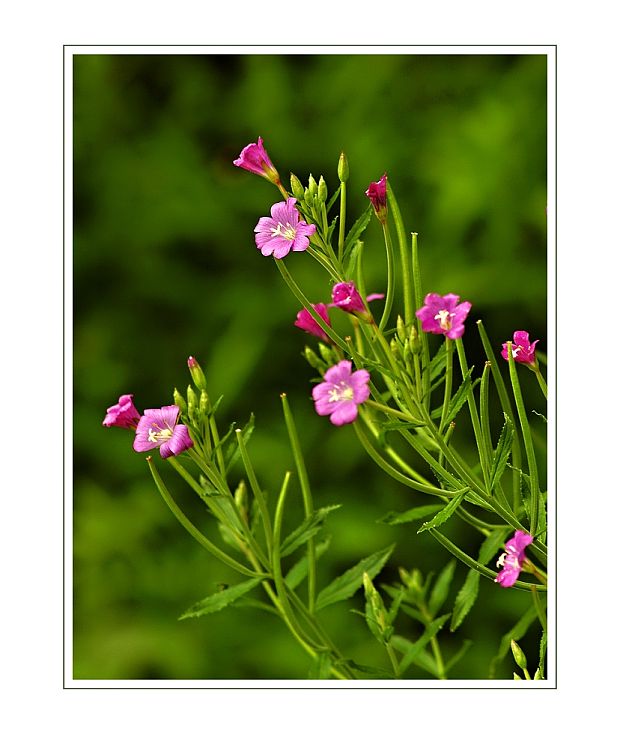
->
xmin=390 ymin=337 xmax=400 ymax=359
xmin=307 ymin=174 xmax=318 ymax=196
xmin=534 ymin=667 xmax=543 ymax=680
xmin=234 ymin=480 xmax=248 ymax=521
xmin=173 ymin=387 xmax=187 ymax=413
xmin=290 ymin=173 xmax=305 ymax=199
xmin=318 ymin=342 xmax=335 ymax=365
xmin=338 ymin=152 xmax=349 ymax=183
xmin=304 ymin=187 xmax=315 ymax=208
xmin=317 ymin=175 xmax=327 ymax=203
xmin=199 ymin=389 xmax=209 ymax=417
xmin=187 ymin=385 xmax=197 ymax=422
xmin=303 ymin=345 xmax=325 ymax=371
xmin=187 ymin=355 xmax=207 ymax=392
xmin=396 ymin=315 xmax=407 ymax=343
xmin=510 ymin=639 xmax=528 ymax=671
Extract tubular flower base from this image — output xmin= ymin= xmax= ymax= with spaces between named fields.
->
xmin=133 ymin=405 xmax=194 ymax=459
xmin=416 ymin=292 xmax=472 ymax=340
xmin=233 ymin=136 xmax=281 ymax=185
xmin=312 ymin=360 xmax=370 ymax=426
xmin=294 ymin=303 xmax=332 ymax=341
xmin=254 ymin=198 xmax=316 ymax=259
xmin=102 ymin=394 xmax=141 ymax=430
xmin=495 ymin=530 xmax=534 ymax=587
xmin=501 ymin=330 xmax=539 ymax=365
xmin=331 ymin=281 xmax=384 ymax=314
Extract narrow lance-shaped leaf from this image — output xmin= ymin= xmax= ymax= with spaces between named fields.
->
xmin=394 ymin=614 xmax=451 ymax=675
xmin=428 ymin=560 xmax=456 ymax=617
xmin=280 ymin=505 xmax=341 ymax=558
xmin=489 ymin=414 xmax=515 ymax=491
xmin=450 ymin=528 xmax=506 ymax=632
xmin=489 ymin=605 xmax=539 ymax=678
xmin=285 ymin=537 xmax=331 ymax=591
xmin=417 ymin=491 xmax=468 ymax=534
xmin=378 ymin=504 xmax=444 ymax=525
xmin=316 ymin=544 xmax=395 ymax=611
xmin=343 ymin=204 xmax=373 ymax=259
xmin=430 ymin=367 xmax=479 ymax=425
xmin=179 ymin=577 xmax=263 ymax=620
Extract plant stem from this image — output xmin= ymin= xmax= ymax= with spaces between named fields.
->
xmin=386 ymin=182 xmax=413 ymax=325
xmin=378 ymin=222 xmax=395 ymax=331
xmin=235 ymin=429 xmax=273 ymax=556
xmin=337 ymin=181 xmax=346 ymax=262
xmin=439 ymin=338 xmax=454 ymax=433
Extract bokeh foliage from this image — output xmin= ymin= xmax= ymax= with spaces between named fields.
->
xmin=73 ymin=53 xmax=547 ymax=680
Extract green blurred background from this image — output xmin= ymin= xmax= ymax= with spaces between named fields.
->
xmin=73 ymin=53 xmax=547 ymax=680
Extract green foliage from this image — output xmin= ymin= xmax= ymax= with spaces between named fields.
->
xmin=179 ymin=578 xmax=263 ymax=620
xmin=280 ymin=505 xmax=341 ymax=557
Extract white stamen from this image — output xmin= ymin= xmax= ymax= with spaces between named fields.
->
xmin=434 ymin=309 xmax=453 ymax=331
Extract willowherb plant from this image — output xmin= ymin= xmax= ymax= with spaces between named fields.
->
xmin=102 ymin=137 xmax=548 ymax=681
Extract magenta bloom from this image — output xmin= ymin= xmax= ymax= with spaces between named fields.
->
xmin=254 ymin=198 xmax=316 ymax=259
xmin=233 ymin=136 xmax=280 ymax=184
xmin=365 ymin=173 xmax=388 ymax=223
xmin=102 ymin=394 xmax=141 ymax=430
xmin=294 ymin=303 xmax=331 ymax=341
xmin=501 ymin=331 xmax=539 ymax=365
xmin=494 ymin=530 xmax=533 ymax=588
xmin=415 ymin=293 xmax=472 ymax=340
xmin=331 ymin=281 xmax=384 ymax=314
xmin=312 ymin=360 xmax=371 ymax=426
xmin=133 ymin=405 xmax=194 ymax=459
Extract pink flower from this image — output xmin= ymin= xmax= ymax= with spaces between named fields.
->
xmin=254 ymin=198 xmax=316 ymax=259
xmin=102 ymin=394 xmax=141 ymax=430
xmin=133 ymin=405 xmax=194 ymax=459
xmin=312 ymin=360 xmax=370 ymax=426
xmin=365 ymin=173 xmax=388 ymax=223
xmin=233 ymin=136 xmax=280 ymax=185
xmin=331 ymin=281 xmax=384 ymax=314
xmin=494 ymin=530 xmax=533 ymax=588
xmin=294 ymin=303 xmax=331 ymax=341
xmin=501 ymin=331 xmax=539 ymax=365
xmin=415 ymin=293 xmax=472 ymax=340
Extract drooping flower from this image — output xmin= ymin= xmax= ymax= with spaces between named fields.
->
xmin=133 ymin=405 xmax=194 ymax=459
xmin=365 ymin=173 xmax=388 ymax=223
xmin=294 ymin=303 xmax=331 ymax=341
xmin=312 ymin=360 xmax=370 ymax=426
xmin=331 ymin=281 xmax=384 ymax=314
xmin=415 ymin=293 xmax=472 ymax=340
xmin=233 ymin=136 xmax=280 ymax=185
xmin=102 ymin=394 xmax=141 ymax=430
xmin=501 ymin=331 xmax=539 ymax=366
xmin=494 ymin=530 xmax=533 ymax=588
xmin=254 ymin=198 xmax=316 ymax=259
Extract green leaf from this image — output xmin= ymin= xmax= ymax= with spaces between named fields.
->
xmin=489 ymin=415 xmax=514 ymax=491
xmin=280 ymin=505 xmax=341 ymax=558
xmin=393 ymin=614 xmax=450 ymax=674
xmin=341 ymin=659 xmax=393 ymax=678
xmin=417 ymin=492 xmax=467 ymax=534
xmin=428 ymin=560 xmax=456 ymax=616
xmin=284 ymin=536 xmax=331 ymax=591
xmin=539 ymin=629 xmax=547 ymax=678
xmin=450 ymin=529 xmax=506 ymax=631
xmin=308 ymin=651 xmax=333 ymax=680
xmin=343 ymin=204 xmax=373 ymax=258
xmin=430 ymin=367 xmax=479 ymax=424
xmin=223 ymin=413 xmax=255 ymax=473
xmin=489 ymin=605 xmax=538 ymax=678
xmin=316 ymin=544 xmax=395 ymax=611
xmin=445 ymin=639 xmax=473 ymax=673
xmin=179 ymin=577 xmax=263 ymax=620
xmin=344 ymin=240 xmax=363 ymax=280
xmin=426 ymin=341 xmax=447 ymax=382
xmin=378 ymin=504 xmax=444 ymax=525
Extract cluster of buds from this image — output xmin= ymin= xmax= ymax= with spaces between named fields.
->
xmin=390 ymin=315 xmax=421 ymax=366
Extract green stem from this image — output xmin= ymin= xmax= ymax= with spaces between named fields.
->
xmin=534 ymin=365 xmax=548 ymax=399
xmin=412 ymin=233 xmax=431 ymax=407
xmin=386 ymin=182 xmax=413 ymax=325
xmin=146 ymin=458 xmax=261 ymax=578
xmin=338 ymin=181 xmax=346 ymax=262
xmin=386 ymin=643 xmax=401 ymax=679
xmin=531 ymin=586 xmax=547 ymax=633
xmin=439 ymin=338 xmax=454 ymax=433
xmin=364 ymin=399 xmax=423 ymax=425
xmin=235 ymin=429 xmax=273 ymax=556
xmin=506 ymin=344 xmax=541 ymax=536
xmin=378 ymin=222 xmax=395 ymax=331
xmin=280 ymin=393 xmax=317 ymax=614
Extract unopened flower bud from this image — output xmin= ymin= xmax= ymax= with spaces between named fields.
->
xmin=234 ymin=480 xmax=248 ymax=520
xmin=409 ymin=323 xmax=421 ymax=354
xmin=173 ymin=387 xmax=187 ymax=413
xmin=307 ymin=174 xmax=318 ymax=196
xmin=317 ymin=175 xmax=327 ymax=203
xmin=318 ymin=342 xmax=335 ymax=365
xmin=338 ymin=152 xmax=349 ymax=183
xmin=303 ymin=346 xmax=325 ymax=371
xmin=290 ymin=173 xmax=305 ymax=199
xmin=199 ymin=389 xmax=209 ymax=417
xmin=304 ymin=187 xmax=315 ymax=208
xmin=187 ymin=385 xmax=197 ymax=422
xmin=187 ymin=355 xmax=207 ymax=392
xmin=510 ymin=639 xmax=528 ymax=671
xmin=397 ymin=315 xmax=407 ymax=343
xmin=390 ymin=337 xmax=400 ymax=358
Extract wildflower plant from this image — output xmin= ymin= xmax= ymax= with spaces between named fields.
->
xmin=102 ymin=139 xmax=549 ymax=681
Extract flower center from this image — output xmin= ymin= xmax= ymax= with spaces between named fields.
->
xmin=328 ymin=382 xmax=355 ymax=403
xmin=270 ymin=222 xmax=296 ymax=241
xmin=511 ymin=345 xmax=522 ymax=358
xmin=148 ymin=424 xmax=174 ymax=443
xmin=434 ymin=309 xmax=453 ymax=331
